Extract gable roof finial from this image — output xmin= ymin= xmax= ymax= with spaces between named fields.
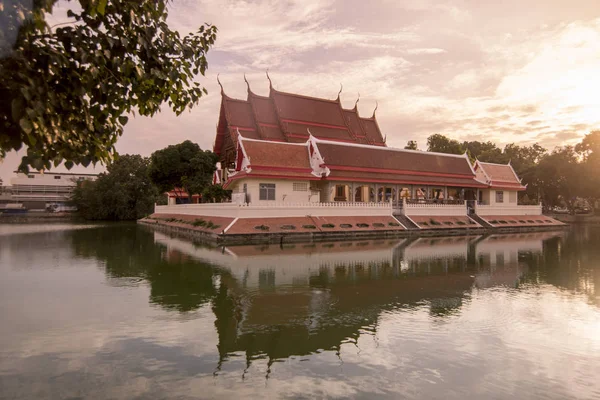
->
xmin=354 ymin=93 xmax=360 ymax=110
xmin=337 ymin=83 xmax=343 ymax=101
xmin=372 ymin=101 xmax=379 ymax=118
xmin=217 ymin=73 xmax=224 ymax=95
xmin=266 ymin=70 xmax=273 ymax=89
xmin=244 ymin=74 xmax=251 ymax=93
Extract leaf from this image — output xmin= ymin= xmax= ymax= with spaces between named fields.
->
xmin=97 ymin=0 xmax=108 ymax=16
xmin=19 ymin=118 xmax=33 ymax=134
xmin=118 ymin=116 xmax=129 ymax=125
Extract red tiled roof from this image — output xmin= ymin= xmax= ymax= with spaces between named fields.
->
xmin=476 ymin=161 xmax=526 ymax=190
xmin=214 ymin=78 xmax=386 ymax=152
xmin=326 ymin=170 xmax=488 ymax=187
xmin=243 ymin=140 xmax=310 ymax=169
xmin=317 ymin=141 xmax=475 ymax=176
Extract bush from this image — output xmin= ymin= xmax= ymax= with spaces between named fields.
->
xmin=527 ymin=220 xmax=535 ymax=223
xmin=456 ymin=221 xmax=466 ymax=225
xmin=254 ymin=225 xmax=270 ymax=231
xmin=281 ymin=225 xmax=296 ymax=230
xmin=206 ymin=221 xmax=220 ymax=230
xmin=388 ymin=222 xmax=401 ymax=227
xmin=302 ymin=225 xmax=317 ymax=229
xmin=489 ymin=220 xmax=498 ymax=224
xmin=373 ymin=223 xmax=385 ymax=228
xmin=357 ymin=223 xmax=369 ymax=228
xmin=322 ymin=224 xmax=335 ymax=228
xmin=340 ymin=224 xmax=352 ymax=228
xmin=192 ymin=219 xmax=207 ymax=227
xmin=429 ymin=219 xmax=441 ymax=226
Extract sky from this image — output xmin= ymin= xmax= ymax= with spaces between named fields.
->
xmin=2 ymin=0 xmax=600 ymax=184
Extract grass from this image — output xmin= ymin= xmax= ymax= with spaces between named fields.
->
xmin=192 ymin=218 xmax=207 ymax=227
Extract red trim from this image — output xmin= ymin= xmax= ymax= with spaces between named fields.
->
xmin=281 ymin=118 xmax=348 ymax=130
xmin=286 ymin=133 xmax=357 ymax=143
xmin=250 ymin=165 xmax=313 ymax=173
xmin=230 ymin=126 xmax=256 ymax=132
xmin=326 ymin=165 xmax=476 ymax=179
xmin=325 ymin=176 xmax=488 ymax=188
xmin=489 ymin=185 xmax=527 ymax=191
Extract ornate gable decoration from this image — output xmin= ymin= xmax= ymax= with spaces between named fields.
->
xmin=307 ymin=131 xmax=330 ymax=178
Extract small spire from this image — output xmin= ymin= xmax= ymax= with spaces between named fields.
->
xmin=372 ymin=101 xmax=378 ymax=118
xmin=217 ymin=73 xmax=224 ymax=95
xmin=383 ymin=134 xmax=387 ymax=143
xmin=336 ymin=83 xmax=343 ymax=100
xmin=353 ymin=93 xmax=360 ymax=110
xmin=266 ymin=70 xmax=273 ymax=89
xmin=244 ymin=74 xmax=251 ymax=93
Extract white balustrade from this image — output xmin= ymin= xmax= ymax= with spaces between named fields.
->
xmin=404 ymin=202 xmax=467 ymax=216
xmin=154 ymin=201 xmax=394 ymax=218
xmin=475 ymin=203 xmax=542 ymax=216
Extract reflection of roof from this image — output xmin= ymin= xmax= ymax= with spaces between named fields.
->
xmin=475 ymin=161 xmax=526 ymax=190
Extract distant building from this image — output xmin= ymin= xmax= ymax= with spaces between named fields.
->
xmin=10 ymin=171 xmax=98 ymax=210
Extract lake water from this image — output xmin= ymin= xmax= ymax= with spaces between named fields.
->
xmin=1 ymin=223 xmax=599 ymax=399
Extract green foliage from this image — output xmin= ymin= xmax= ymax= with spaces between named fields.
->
xmin=254 ymin=225 xmax=269 ymax=231
xmin=427 ymin=134 xmax=464 ymax=154
xmin=302 ymin=224 xmax=317 ymax=229
xmin=202 ymin=184 xmax=231 ymax=203
xmin=149 ymin=140 xmax=217 ymax=198
xmin=322 ymin=223 xmax=335 ymax=228
xmin=192 ymin=219 xmax=207 ymax=227
xmin=1 ymin=0 xmax=217 ymax=171
xmin=404 ymin=140 xmax=418 ymax=150
xmin=71 ymin=154 xmax=157 ymax=220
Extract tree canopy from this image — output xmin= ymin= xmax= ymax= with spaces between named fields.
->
xmin=149 ymin=140 xmax=217 ymax=199
xmin=71 ymin=154 xmax=157 ymax=220
xmin=427 ymin=134 xmax=464 ymax=155
xmin=404 ymin=140 xmax=418 ymax=150
xmin=1 ymin=0 xmax=217 ymax=172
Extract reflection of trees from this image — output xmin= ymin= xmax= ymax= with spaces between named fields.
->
xmin=523 ymin=228 xmax=600 ymax=306
xmin=69 ymin=225 xmax=218 ymax=312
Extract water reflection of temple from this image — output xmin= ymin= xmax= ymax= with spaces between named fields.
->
xmin=153 ymin=230 xmax=564 ymax=372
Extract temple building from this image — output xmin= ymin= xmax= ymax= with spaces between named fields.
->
xmin=214 ymin=76 xmax=524 ymax=208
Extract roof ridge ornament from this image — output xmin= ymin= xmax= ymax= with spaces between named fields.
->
xmin=353 ymin=93 xmax=360 ymax=110
xmin=372 ymin=101 xmax=378 ymax=118
xmin=266 ymin=70 xmax=273 ymax=90
xmin=244 ymin=73 xmax=251 ymax=93
xmin=336 ymin=83 xmax=343 ymax=101
xmin=217 ymin=73 xmax=224 ymax=95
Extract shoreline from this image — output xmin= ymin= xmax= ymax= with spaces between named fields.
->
xmin=138 ymin=217 xmax=568 ymax=245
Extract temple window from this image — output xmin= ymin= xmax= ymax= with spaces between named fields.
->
xmin=259 ymin=183 xmax=276 ymax=201
xmin=415 ymin=187 xmax=429 ymax=200
xmin=334 ymin=184 xmax=349 ymax=201
xmin=293 ymin=182 xmax=308 ymax=192
xmin=399 ymin=187 xmax=412 ymax=200
xmin=447 ymin=188 xmax=460 ymax=201
xmin=495 ymin=191 xmax=504 ymax=203
xmin=431 ymin=188 xmax=445 ymax=201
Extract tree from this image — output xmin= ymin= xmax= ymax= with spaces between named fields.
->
xmin=536 ymin=146 xmax=581 ymax=212
xmin=71 ymin=154 xmax=157 ymax=220
xmin=1 ymin=0 xmax=217 ymax=172
xmin=404 ymin=140 xmax=418 ymax=150
xmin=426 ymin=134 xmax=464 ymax=154
xmin=462 ymin=140 xmax=502 ymax=162
xmin=202 ymin=184 xmax=230 ymax=203
xmin=149 ymin=140 xmax=217 ymax=199
xmin=575 ymin=131 xmax=600 ymax=211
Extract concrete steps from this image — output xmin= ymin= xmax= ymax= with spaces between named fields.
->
xmin=469 ymin=213 xmax=494 ymax=228
xmin=392 ymin=212 xmax=420 ymax=230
